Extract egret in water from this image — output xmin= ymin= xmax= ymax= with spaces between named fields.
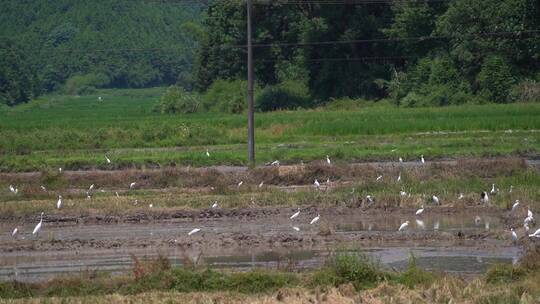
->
xmin=511 ymin=228 xmax=518 ymax=243
xmin=458 ymin=193 xmax=464 ymax=200
xmin=292 ymin=226 xmax=300 ymax=232
xmin=56 ymin=195 xmax=62 ymax=209
xmin=398 ymin=221 xmax=410 ymax=231
xmin=528 ymin=228 xmax=540 ymax=238
xmin=32 ymin=212 xmax=44 ymax=236
xmin=326 ymin=155 xmax=331 ymax=165
xmin=310 ymin=214 xmax=320 ymax=225
xmin=258 ymin=181 xmax=264 ymax=188
xmin=206 ymin=149 xmax=210 ymax=157
xmin=40 ymin=185 xmax=47 ymax=191
xmin=376 ymin=175 xmax=383 ymax=181
xmin=129 ymin=182 xmax=136 ymax=189
xmin=416 ymin=205 xmax=424 ymax=216
xmin=290 ymin=208 xmax=300 ymax=220
xmin=237 ymin=181 xmax=243 ymax=188
xmin=397 ymin=173 xmax=401 ymax=182
xmin=420 ymin=155 xmax=425 ymax=164
xmin=105 ymin=155 xmax=111 ymax=164
xmin=188 ymin=228 xmax=201 ymax=236
xmin=314 ymin=179 xmax=320 ymax=188
xmin=11 ymin=227 xmax=18 ymax=237
xmin=480 ymin=191 xmax=489 ymax=204
xmin=432 ymin=195 xmax=440 ymax=205
xmin=271 ymin=160 xmax=280 ymax=166
xmin=211 ymin=201 xmax=218 ymax=209
xmin=511 ymin=200 xmax=520 ymax=212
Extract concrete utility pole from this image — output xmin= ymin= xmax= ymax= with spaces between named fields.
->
xmin=247 ymin=0 xmax=255 ymax=167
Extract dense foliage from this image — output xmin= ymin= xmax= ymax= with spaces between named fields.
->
xmin=0 ymin=0 xmax=202 ymax=105
xmin=195 ymin=0 xmax=540 ymax=108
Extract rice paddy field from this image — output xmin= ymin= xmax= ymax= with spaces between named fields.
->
xmin=1 ymin=88 xmax=540 ymax=303
xmin=0 ymin=88 xmax=539 ymax=171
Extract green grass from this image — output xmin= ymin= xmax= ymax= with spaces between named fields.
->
xmin=0 ymin=88 xmax=539 ymax=171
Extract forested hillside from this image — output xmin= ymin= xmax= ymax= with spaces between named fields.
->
xmin=194 ymin=0 xmax=539 ymax=109
xmin=0 ymin=0 xmax=202 ymax=105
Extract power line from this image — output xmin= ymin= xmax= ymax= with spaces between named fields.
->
xmin=259 ymin=55 xmax=416 ymax=62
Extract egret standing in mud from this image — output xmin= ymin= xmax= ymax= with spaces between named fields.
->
xmin=326 ymin=155 xmax=331 ymax=165
xmin=310 ymin=214 xmax=320 ymax=225
xmin=490 ymin=184 xmax=498 ymax=195
xmin=399 ymin=157 xmax=403 ymax=163
xmin=376 ymin=175 xmax=383 ymax=181
xmin=290 ymin=208 xmax=300 ymax=220
xmin=56 ymin=195 xmax=62 ymax=209
xmin=271 ymin=160 xmax=280 ymax=166
xmin=314 ymin=179 xmax=320 ymax=188
xmin=41 ymin=185 xmax=47 ymax=192
xmin=432 ymin=195 xmax=440 ymax=205
xmin=206 ymin=149 xmax=210 ymax=157
xmin=105 ymin=155 xmax=111 ymax=164
xmin=458 ymin=193 xmax=464 ymax=200
xmin=421 ymin=155 xmax=425 ymax=164
xmin=237 ymin=181 xmax=243 ymax=188
xmin=258 ymin=181 xmax=264 ymax=188
xmin=511 ymin=228 xmax=518 ymax=243
xmin=211 ymin=201 xmax=219 ymax=209
xmin=480 ymin=192 xmax=489 ymax=204
xmin=416 ymin=205 xmax=424 ymax=216
xmin=188 ymin=228 xmax=201 ymax=236
xmin=528 ymin=228 xmax=540 ymax=238
xmin=397 ymin=173 xmax=401 ymax=182
xmin=398 ymin=221 xmax=410 ymax=231
xmin=129 ymin=182 xmax=136 ymax=189
xmin=11 ymin=227 xmax=18 ymax=237
xmin=511 ymin=200 xmax=520 ymax=212
xmin=32 ymin=212 xmax=44 ymax=236
xmin=292 ymin=226 xmax=300 ymax=232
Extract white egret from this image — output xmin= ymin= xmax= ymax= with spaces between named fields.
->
xmin=366 ymin=195 xmax=374 ymax=204
xmin=98 ymin=96 xmax=102 ymax=101
xmin=32 ymin=212 xmax=44 ymax=235
xmin=11 ymin=227 xmax=18 ymax=237
xmin=206 ymin=149 xmax=210 ymax=157
xmin=188 ymin=228 xmax=201 ymax=236
xmin=237 ymin=181 xmax=243 ymax=188
xmin=59 ymin=168 xmax=62 ymax=173
xmin=398 ymin=221 xmax=409 ymax=231
xmin=400 ymin=191 xmax=407 ymax=197
xmin=314 ymin=179 xmax=320 ymax=188
xmin=511 ymin=200 xmax=520 ymax=212
xmin=458 ymin=193 xmax=464 ymax=200
xmin=149 ymin=204 xmax=153 ymax=208
xmin=290 ymin=208 xmax=300 ymax=220
xmin=41 ymin=185 xmax=47 ymax=191
xmin=8 ymin=185 xmax=16 ymax=193
xmin=211 ymin=201 xmax=218 ymax=209
xmin=399 ymin=157 xmax=403 ymax=163
xmin=416 ymin=205 xmax=424 ymax=216
xmin=134 ymin=200 xmax=138 ymax=206
xmin=115 ymin=192 xmax=120 ymax=198
xmin=310 ymin=214 xmax=320 ymax=225
xmin=480 ymin=192 xmax=489 ymax=204
xmin=105 ymin=155 xmax=111 ymax=164
xmin=528 ymin=228 xmax=540 ymax=238
xmin=326 ymin=155 xmax=331 ymax=165
xmin=56 ymin=195 xmax=62 ymax=209
xmin=376 ymin=175 xmax=383 ymax=181
xmin=14 ymin=187 xmax=18 ymax=194
xmin=89 ymin=184 xmax=95 ymax=191
xmin=485 ymin=221 xmax=490 ymax=230
xmin=511 ymin=228 xmax=518 ymax=243
xmin=292 ymin=226 xmax=300 ymax=231
xmin=524 ymin=216 xmax=533 ymax=225
xmin=524 ymin=222 xmax=530 ymax=232
xmin=490 ymin=184 xmax=498 ymax=195
xmin=129 ymin=182 xmax=136 ymax=189
xmin=432 ymin=195 xmax=440 ymax=205
xmin=527 ymin=207 xmax=533 ymax=219
xmin=258 ymin=181 xmax=264 ymax=188
xmin=420 ymin=155 xmax=425 ymax=164
xmin=397 ymin=173 xmax=401 ymax=182
xmin=433 ymin=220 xmax=440 ymax=231
xmin=86 ymin=192 xmax=91 ymax=200
xmin=271 ymin=160 xmax=280 ymax=166
xmin=416 ymin=219 xmax=425 ymax=230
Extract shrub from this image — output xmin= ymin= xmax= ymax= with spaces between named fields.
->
xmin=154 ymin=86 xmax=201 ymax=114
xmin=485 ymin=264 xmax=526 ymax=284
xmin=256 ymin=80 xmax=310 ymax=112
xmin=202 ymin=79 xmax=258 ymax=114
xmin=509 ymin=79 xmax=540 ymax=103
xmin=396 ymin=254 xmax=434 ymax=288
xmin=62 ymin=73 xmax=110 ymax=95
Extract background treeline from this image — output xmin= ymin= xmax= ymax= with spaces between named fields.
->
xmin=0 ymin=0 xmax=202 ymax=105
xmin=1 ymin=0 xmax=539 ymax=110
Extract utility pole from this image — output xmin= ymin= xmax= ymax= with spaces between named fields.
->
xmin=247 ymin=0 xmax=255 ymax=167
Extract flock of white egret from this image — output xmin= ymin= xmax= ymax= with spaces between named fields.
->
xmin=6 ymin=154 xmax=540 ymax=242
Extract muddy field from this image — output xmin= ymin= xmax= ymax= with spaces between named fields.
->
xmin=0 ymin=158 xmax=538 ymax=282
